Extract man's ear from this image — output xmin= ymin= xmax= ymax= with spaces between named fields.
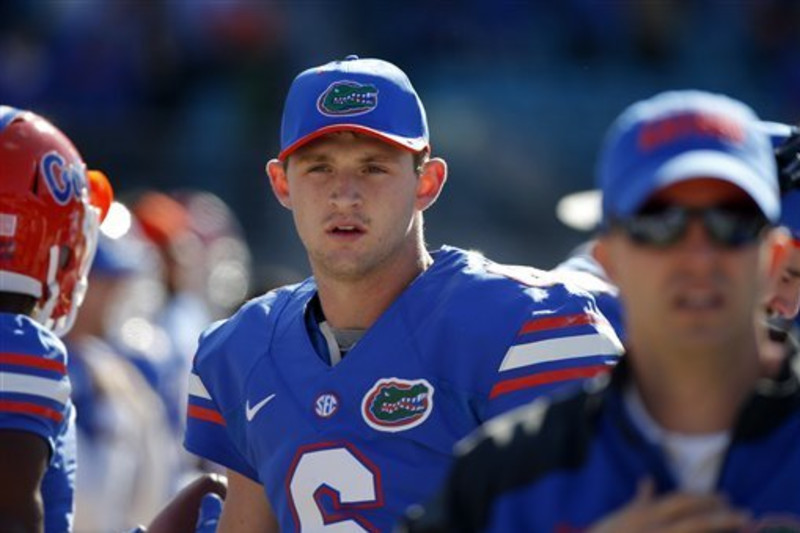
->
xmin=416 ymin=157 xmax=447 ymax=211
xmin=593 ymin=237 xmax=616 ymax=283
xmin=266 ymin=159 xmax=292 ymax=210
xmin=766 ymin=226 xmax=792 ymax=278
xmin=590 ymin=236 xmax=620 ymax=285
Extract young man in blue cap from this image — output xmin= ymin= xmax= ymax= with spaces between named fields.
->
xmin=181 ymin=56 xmax=622 ymax=532
xmin=401 ymin=90 xmax=800 ymax=532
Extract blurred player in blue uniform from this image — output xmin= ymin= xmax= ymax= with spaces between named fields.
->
xmin=183 ymin=55 xmax=622 ymax=532
xmin=402 ymin=91 xmax=800 ymax=532
xmin=552 ymin=239 xmax=626 ymax=342
xmin=0 ymin=106 xmax=112 ymax=532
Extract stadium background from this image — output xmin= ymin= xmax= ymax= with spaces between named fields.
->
xmin=3 ymin=1 xmax=799 ymax=283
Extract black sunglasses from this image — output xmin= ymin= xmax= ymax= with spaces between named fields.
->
xmin=610 ymin=205 xmax=770 ymax=248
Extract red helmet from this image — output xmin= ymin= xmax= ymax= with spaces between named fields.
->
xmin=0 ymin=106 xmax=113 ymax=335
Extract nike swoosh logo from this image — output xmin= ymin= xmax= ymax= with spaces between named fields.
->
xmin=245 ymin=393 xmax=276 ymax=422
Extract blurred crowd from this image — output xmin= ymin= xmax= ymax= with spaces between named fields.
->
xmin=61 ymin=189 xmax=263 ymax=531
xmin=2 ymin=1 xmax=800 ymax=273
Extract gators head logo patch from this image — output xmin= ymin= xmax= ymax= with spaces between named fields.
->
xmin=317 ymin=81 xmax=378 ymax=116
xmin=361 ymin=378 xmax=434 ymax=432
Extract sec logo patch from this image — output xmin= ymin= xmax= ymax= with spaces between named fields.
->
xmin=314 ymin=393 xmax=339 ymax=418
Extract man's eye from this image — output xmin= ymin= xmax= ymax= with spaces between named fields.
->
xmin=307 ymin=165 xmax=330 ymax=173
xmin=366 ymin=165 xmax=387 ymax=174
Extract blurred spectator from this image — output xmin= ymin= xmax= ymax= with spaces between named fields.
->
xmin=130 ymin=191 xmax=212 ymax=434
xmin=65 ymin=232 xmax=174 ymax=531
xmin=1 ymin=1 xmax=798 ymax=298
xmin=106 ymin=194 xmax=251 ymax=486
xmin=131 ymin=189 xmax=254 ymax=487
xmin=171 ymin=189 xmax=253 ymax=319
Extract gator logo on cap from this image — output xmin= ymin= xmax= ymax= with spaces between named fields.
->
xmin=361 ymin=378 xmax=434 ymax=432
xmin=317 ymin=81 xmax=378 ymax=116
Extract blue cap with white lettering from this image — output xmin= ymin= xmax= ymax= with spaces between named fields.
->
xmin=597 ymin=90 xmax=779 ymax=224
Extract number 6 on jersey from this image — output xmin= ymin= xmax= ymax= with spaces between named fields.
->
xmin=287 ymin=443 xmax=383 ymax=532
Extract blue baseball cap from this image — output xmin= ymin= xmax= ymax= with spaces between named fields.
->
xmin=278 ymin=55 xmax=429 ymax=160
xmin=91 ymin=234 xmax=144 ymax=277
xmin=597 ymin=90 xmax=780 ymax=225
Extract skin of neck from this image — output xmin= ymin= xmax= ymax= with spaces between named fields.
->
xmin=626 ymin=331 xmax=761 ymax=434
xmin=313 ymin=227 xmax=433 ymax=330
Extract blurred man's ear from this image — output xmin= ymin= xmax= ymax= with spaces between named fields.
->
xmin=766 ymin=227 xmax=792 ymax=278
xmin=593 ymin=237 xmax=615 ymax=282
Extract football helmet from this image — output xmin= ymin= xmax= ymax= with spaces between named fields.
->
xmin=0 ymin=106 xmax=113 ymax=335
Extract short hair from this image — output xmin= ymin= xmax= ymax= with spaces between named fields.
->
xmin=0 ymin=292 xmax=37 ymax=316
xmin=413 ymin=150 xmax=430 ymax=176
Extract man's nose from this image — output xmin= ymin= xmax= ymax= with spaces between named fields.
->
xmin=329 ymin=172 xmax=362 ymax=208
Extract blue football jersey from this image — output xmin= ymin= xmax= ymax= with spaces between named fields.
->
xmin=552 ymin=241 xmax=625 ymax=343
xmin=184 ymin=246 xmax=622 ymax=532
xmin=0 ymin=313 xmax=76 ymax=532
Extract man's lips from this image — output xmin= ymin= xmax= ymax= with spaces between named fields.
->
xmin=325 ymin=219 xmax=367 ymax=235
xmin=673 ymin=290 xmax=724 ymax=312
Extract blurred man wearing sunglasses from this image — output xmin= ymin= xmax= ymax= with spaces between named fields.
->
xmin=400 ymin=90 xmax=800 ymax=532
xmin=554 ymin=122 xmax=800 ymax=378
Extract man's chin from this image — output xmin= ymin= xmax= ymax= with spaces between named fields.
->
xmin=760 ymin=336 xmax=788 ymax=377
xmin=768 ymin=327 xmax=789 ymax=343
xmin=317 ymin=257 xmax=371 ymax=282
xmin=765 ymin=314 xmax=793 ymax=343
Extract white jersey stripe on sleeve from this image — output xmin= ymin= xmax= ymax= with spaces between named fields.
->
xmin=188 ymin=373 xmax=212 ymax=400
xmin=499 ymin=333 xmax=621 ymax=372
xmin=0 ymin=372 xmax=71 ymax=404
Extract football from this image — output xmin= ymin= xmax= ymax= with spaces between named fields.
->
xmin=145 ymin=473 xmax=227 ymax=533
